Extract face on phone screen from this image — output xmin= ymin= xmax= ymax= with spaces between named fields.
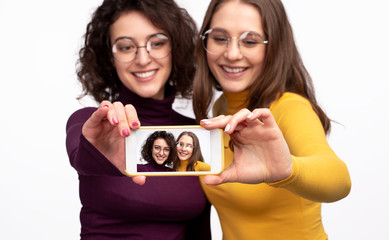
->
xmin=125 ymin=126 xmax=223 ymax=176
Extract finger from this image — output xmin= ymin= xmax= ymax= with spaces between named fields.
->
xmin=202 ymin=175 xmax=224 ymax=185
xmin=247 ymin=108 xmax=276 ymax=127
xmin=124 ymin=104 xmax=140 ymax=129
xmin=200 ymin=115 xmax=230 ymax=130
xmin=224 ymin=108 xmax=252 ymax=134
xmin=202 ymin=164 xmax=236 ymax=185
xmin=132 ymin=176 xmax=146 ymax=185
xmin=112 ymin=101 xmax=131 ymax=137
xmin=85 ymin=102 xmax=111 ymax=128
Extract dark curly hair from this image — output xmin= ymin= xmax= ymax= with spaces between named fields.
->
xmin=76 ymin=0 xmax=198 ymax=102
xmin=140 ymin=131 xmax=177 ymax=166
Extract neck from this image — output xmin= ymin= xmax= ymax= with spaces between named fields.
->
xmin=223 ymin=90 xmax=250 ymax=115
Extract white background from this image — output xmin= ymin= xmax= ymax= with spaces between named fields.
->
xmin=1 ymin=0 xmax=388 ymax=239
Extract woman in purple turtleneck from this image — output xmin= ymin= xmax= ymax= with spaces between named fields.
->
xmin=65 ymin=0 xmax=211 ymax=239
xmin=137 ymin=131 xmax=176 ymax=172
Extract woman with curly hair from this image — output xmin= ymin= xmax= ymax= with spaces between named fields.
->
xmin=138 ymin=131 xmax=176 ymax=172
xmin=65 ymin=0 xmax=210 ymax=239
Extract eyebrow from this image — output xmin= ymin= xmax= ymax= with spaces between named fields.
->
xmin=113 ymin=32 xmax=168 ymax=44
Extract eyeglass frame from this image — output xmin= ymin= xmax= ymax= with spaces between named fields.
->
xmin=200 ymin=28 xmax=268 ymax=56
xmin=176 ymin=141 xmax=194 ymax=150
xmin=111 ymin=33 xmax=172 ymax=63
xmin=153 ymin=145 xmax=171 ymax=154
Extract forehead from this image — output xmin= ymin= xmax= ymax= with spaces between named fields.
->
xmin=210 ymin=1 xmax=264 ymax=35
xmin=110 ymin=11 xmax=166 ymax=41
xmin=154 ymin=138 xmax=168 ymax=146
xmin=178 ymin=134 xmax=193 ymax=144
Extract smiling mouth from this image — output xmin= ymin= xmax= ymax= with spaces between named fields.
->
xmin=222 ymin=66 xmax=246 ymax=73
xmin=134 ymin=70 xmax=156 ymax=78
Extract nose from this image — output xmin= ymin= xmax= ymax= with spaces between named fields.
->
xmin=135 ymin=46 xmax=151 ymax=65
xmin=224 ymin=37 xmax=243 ymax=61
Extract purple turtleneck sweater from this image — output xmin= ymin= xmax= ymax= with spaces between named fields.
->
xmin=66 ymin=86 xmax=211 ymax=240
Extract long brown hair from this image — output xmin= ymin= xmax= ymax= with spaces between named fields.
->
xmin=77 ymin=0 xmax=198 ymax=102
xmin=193 ymin=0 xmax=331 ymax=133
xmin=173 ymin=131 xmax=205 ymax=171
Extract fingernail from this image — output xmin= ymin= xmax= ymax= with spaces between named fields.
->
xmin=103 ymin=105 xmax=109 ymax=108
xmin=131 ymin=121 xmax=139 ymax=127
xmin=247 ymin=113 xmax=254 ymax=119
xmin=201 ymin=119 xmax=212 ymax=125
xmin=112 ymin=116 xmax=119 ymax=124
xmin=122 ymin=129 xmax=130 ymax=136
xmin=224 ymin=124 xmax=231 ymax=132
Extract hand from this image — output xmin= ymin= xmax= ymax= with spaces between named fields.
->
xmin=200 ymin=108 xmax=293 ymax=185
xmin=82 ymin=101 xmax=140 ymax=175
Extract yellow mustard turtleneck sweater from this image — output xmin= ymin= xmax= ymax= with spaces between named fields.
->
xmin=178 ymin=160 xmax=211 ymax=172
xmin=200 ymin=91 xmax=351 ymax=240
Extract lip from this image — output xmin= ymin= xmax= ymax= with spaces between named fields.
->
xmin=219 ymin=65 xmax=247 ymax=78
xmin=178 ymin=151 xmax=190 ymax=160
xmin=132 ymin=69 xmax=158 ymax=82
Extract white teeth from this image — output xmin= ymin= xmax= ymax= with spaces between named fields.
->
xmin=134 ymin=70 xmax=156 ymax=78
xmin=223 ymin=66 xmax=245 ymax=73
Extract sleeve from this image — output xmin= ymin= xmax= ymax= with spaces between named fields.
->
xmin=268 ymin=94 xmax=351 ymax=203
xmin=65 ymin=107 xmax=123 ymax=176
xmin=185 ymin=200 xmax=212 ymax=240
xmin=195 ymin=161 xmax=211 ymax=171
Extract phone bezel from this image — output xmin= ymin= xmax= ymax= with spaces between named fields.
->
xmin=125 ymin=125 xmax=224 ymax=176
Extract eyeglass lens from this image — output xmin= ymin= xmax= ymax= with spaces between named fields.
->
xmin=202 ymin=29 xmax=267 ymax=56
xmin=112 ymin=34 xmax=171 ymax=62
xmin=153 ymin=145 xmax=170 ymax=153
xmin=177 ymin=142 xmax=193 ymax=150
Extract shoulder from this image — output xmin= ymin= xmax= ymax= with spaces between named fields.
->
xmin=270 ymin=92 xmax=311 ymax=109
xmin=195 ymin=161 xmax=211 ymax=171
xmin=270 ymin=92 xmax=314 ymax=116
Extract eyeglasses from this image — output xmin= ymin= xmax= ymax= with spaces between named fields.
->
xmin=201 ymin=28 xmax=268 ymax=57
xmin=112 ymin=33 xmax=172 ymax=63
xmin=176 ymin=141 xmax=193 ymax=150
xmin=153 ymin=145 xmax=171 ymax=154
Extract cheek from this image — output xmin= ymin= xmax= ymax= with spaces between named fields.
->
xmin=250 ymin=54 xmax=266 ymax=80
xmin=114 ymin=62 xmax=129 ymax=80
xmin=206 ymin=53 xmax=218 ymax=74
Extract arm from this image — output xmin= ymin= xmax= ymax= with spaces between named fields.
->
xmin=66 ymin=107 xmax=122 ymax=176
xmin=268 ymin=94 xmax=351 ymax=202
xmin=66 ymin=102 xmax=141 ymax=176
xmin=199 ymin=94 xmax=351 ymax=203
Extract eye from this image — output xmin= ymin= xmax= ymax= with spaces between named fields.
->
xmin=115 ymin=39 xmax=136 ymax=52
xmin=241 ymin=38 xmax=260 ymax=47
xmin=154 ymin=145 xmax=161 ymax=151
xmin=148 ymin=34 xmax=169 ymax=49
xmin=211 ymin=35 xmax=228 ymax=44
xmin=208 ymin=30 xmax=229 ymax=44
xmin=240 ymin=32 xmax=264 ymax=47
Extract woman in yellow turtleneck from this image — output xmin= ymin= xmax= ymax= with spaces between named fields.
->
xmin=173 ymin=131 xmax=210 ymax=172
xmin=192 ymin=0 xmax=352 ymax=239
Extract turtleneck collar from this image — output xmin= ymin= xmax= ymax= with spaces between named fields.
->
xmin=178 ymin=160 xmax=189 ymax=171
xmin=115 ymin=84 xmax=182 ymax=126
xmin=223 ymin=90 xmax=250 ymax=115
xmin=148 ymin=158 xmax=171 ymax=171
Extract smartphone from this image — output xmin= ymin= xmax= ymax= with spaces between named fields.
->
xmin=125 ymin=125 xmax=224 ymax=176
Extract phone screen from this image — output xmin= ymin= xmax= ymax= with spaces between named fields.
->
xmin=125 ymin=126 xmax=224 ymax=176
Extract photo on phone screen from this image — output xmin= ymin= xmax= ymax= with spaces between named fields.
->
xmin=125 ymin=126 xmax=224 ymax=176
